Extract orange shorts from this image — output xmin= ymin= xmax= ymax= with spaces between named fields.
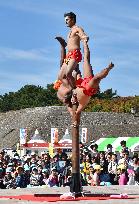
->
xmin=64 ymin=49 xmax=82 ymax=65
xmin=76 ymin=76 xmax=98 ymax=96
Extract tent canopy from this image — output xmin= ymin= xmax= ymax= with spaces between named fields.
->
xmin=95 ymin=136 xmax=139 ymax=152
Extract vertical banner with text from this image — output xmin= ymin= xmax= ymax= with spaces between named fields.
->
xmin=51 ymin=128 xmax=58 ymax=144
xmin=81 ymin=128 xmax=87 ymax=143
xmin=20 ymin=128 xmax=27 ymax=145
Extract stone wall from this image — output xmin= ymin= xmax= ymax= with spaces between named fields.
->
xmin=0 ymin=106 xmax=139 ymax=148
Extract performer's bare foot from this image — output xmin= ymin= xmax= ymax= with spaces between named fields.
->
xmin=108 ymin=62 xmax=114 ymax=70
xmin=55 ymin=36 xmax=67 ymax=47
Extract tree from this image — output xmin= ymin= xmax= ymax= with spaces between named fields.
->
xmin=0 ymin=84 xmax=62 ymax=112
xmin=95 ymin=88 xmax=118 ymax=99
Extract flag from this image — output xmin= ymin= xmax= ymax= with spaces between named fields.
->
xmin=51 ymin=128 xmax=58 ymax=144
xmin=20 ymin=128 xmax=27 ymax=144
xmin=81 ymin=128 xmax=87 ymax=143
xmin=49 ymin=143 xmax=54 ymax=158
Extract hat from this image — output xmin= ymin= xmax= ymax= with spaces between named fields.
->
xmin=94 ymin=165 xmax=103 ymax=171
xmin=42 ymin=169 xmax=48 ymax=173
xmin=32 ymin=167 xmax=38 ymax=171
xmin=41 ymin=151 xmax=46 ymax=155
xmin=117 ymin=164 xmax=126 ymax=170
xmin=25 ymin=155 xmax=31 ymax=160
xmin=83 ymin=148 xmax=88 ymax=153
xmin=118 ymin=158 xmax=125 ymax=165
xmin=14 ymin=156 xmax=20 ymax=160
xmin=6 ymin=167 xmax=12 ymax=173
xmin=51 ymin=167 xmax=57 ymax=171
xmin=89 ymin=165 xmax=94 ymax=169
xmin=31 ymin=164 xmax=37 ymax=168
xmin=7 ymin=162 xmax=14 ymax=167
xmin=31 ymin=152 xmax=36 ymax=156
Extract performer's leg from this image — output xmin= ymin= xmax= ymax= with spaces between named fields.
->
xmin=58 ymin=63 xmax=67 ymax=80
xmin=93 ymin=62 xmax=114 ymax=81
xmin=88 ymin=62 xmax=114 ymax=88
xmin=55 ymin=37 xmax=79 ymax=90
xmin=66 ymin=59 xmax=78 ymax=89
xmin=55 ymin=37 xmax=67 ymax=67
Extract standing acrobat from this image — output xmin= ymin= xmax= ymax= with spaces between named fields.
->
xmin=56 ymin=12 xmax=88 ymax=93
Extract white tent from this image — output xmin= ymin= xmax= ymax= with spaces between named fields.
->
xmin=59 ymin=129 xmax=72 ymax=144
xmin=28 ymin=129 xmax=46 ymax=144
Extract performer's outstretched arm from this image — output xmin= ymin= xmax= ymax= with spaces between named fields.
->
xmin=82 ymin=40 xmax=94 ymax=78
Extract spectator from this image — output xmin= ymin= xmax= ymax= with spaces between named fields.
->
xmin=106 ymin=153 xmax=112 ymax=163
xmin=89 ymin=144 xmax=98 ymax=157
xmin=46 ymin=167 xmax=59 ymax=187
xmin=42 ymin=169 xmax=49 ymax=185
xmin=90 ymin=156 xmax=98 ymax=168
xmin=90 ymin=165 xmax=103 ymax=186
xmin=0 ymin=168 xmax=5 ymax=189
xmin=37 ymin=165 xmax=44 ymax=185
xmin=3 ymin=167 xmax=15 ymax=189
xmin=107 ymin=144 xmax=113 ymax=152
xmin=98 ymin=151 xmax=109 ymax=173
xmin=86 ymin=165 xmax=94 ymax=185
xmin=30 ymin=167 xmax=41 ymax=186
xmin=108 ymin=153 xmax=118 ymax=185
xmin=41 ymin=151 xmax=47 ymax=160
xmin=15 ymin=166 xmax=27 ymax=188
xmin=24 ymin=165 xmax=30 ymax=186
xmin=120 ymin=140 xmax=128 ymax=153
xmin=117 ymin=164 xmax=128 ymax=185
xmin=134 ymin=167 xmax=139 ymax=185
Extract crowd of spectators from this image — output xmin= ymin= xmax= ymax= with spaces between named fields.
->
xmin=0 ymin=140 xmax=138 ymax=189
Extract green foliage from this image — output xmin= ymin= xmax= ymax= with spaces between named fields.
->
xmin=0 ymin=84 xmax=62 ymax=112
xmin=96 ymin=88 xmax=117 ymax=99
xmin=0 ymin=85 xmax=138 ymax=114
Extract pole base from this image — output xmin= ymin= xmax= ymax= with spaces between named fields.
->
xmin=70 ymin=173 xmax=82 ymax=197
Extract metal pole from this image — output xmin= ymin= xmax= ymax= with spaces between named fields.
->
xmin=70 ymin=103 xmax=82 ymax=196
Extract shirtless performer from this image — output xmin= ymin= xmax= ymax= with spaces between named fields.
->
xmin=55 ymin=37 xmax=114 ymax=126
xmin=54 ymin=12 xmax=88 ymax=94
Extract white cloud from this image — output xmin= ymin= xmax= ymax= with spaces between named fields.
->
xmin=0 ymin=47 xmax=54 ymax=61
xmin=0 ymin=0 xmax=61 ymax=16
xmin=0 ymin=69 xmax=54 ymax=95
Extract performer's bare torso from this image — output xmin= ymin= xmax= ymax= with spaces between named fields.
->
xmin=67 ymin=26 xmax=81 ymax=51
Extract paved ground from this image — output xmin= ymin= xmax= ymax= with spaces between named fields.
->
xmin=0 ymin=186 xmax=139 ymax=203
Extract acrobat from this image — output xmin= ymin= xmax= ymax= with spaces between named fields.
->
xmin=55 ymin=37 xmax=114 ymax=126
xmin=54 ymin=12 xmax=88 ymax=94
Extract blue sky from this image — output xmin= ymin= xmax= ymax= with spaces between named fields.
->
xmin=0 ymin=0 xmax=138 ymax=97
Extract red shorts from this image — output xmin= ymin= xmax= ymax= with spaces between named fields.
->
xmin=64 ymin=49 xmax=82 ymax=64
xmin=76 ymin=76 xmax=98 ymax=96
xmin=53 ymin=80 xmax=62 ymax=90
